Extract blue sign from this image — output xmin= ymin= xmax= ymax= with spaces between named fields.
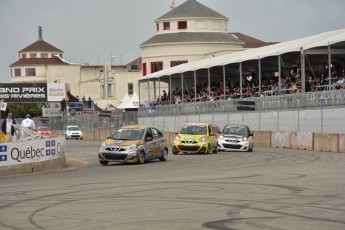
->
xmin=0 ymin=154 xmax=7 ymax=161
xmin=0 ymin=145 xmax=7 ymax=152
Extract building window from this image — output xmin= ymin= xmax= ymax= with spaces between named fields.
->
xmin=100 ymin=85 xmax=105 ymax=98
xmin=171 ymin=60 xmax=188 ymax=67
xmin=142 ymin=63 xmax=147 ymax=76
xmin=41 ymin=53 xmax=48 ymax=58
xmin=156 ymin=23 xmax=159 ymax=31
xmin=128 ymin=83 xmax=133 ymax=95
xmin=151 ymin=62 xmax=163 ymax=73
xmin=14 ymin=68 xmax=21 ymax=77
xmin=163 ymin=22 xmax=170 ymax=30
xmin=107 ymin=84 xmax=113 ymax=97
xmin=30 ymin=53 xmax=37 ymax=58
xmin=25 ymin=68 xmax=36 ymax=76
xmin=178 ymin=21 xmax=187 ymax=29
xmin=22 ymin=54 xmax=27 ymax=59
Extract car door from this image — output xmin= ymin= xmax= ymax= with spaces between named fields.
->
xmin=207 ymin=124 xmax=216 ymax=150
xmin=151 ymin=128 xmax=165 ymax=158
xmin=144 ymin=128 xmax=155 ymax=160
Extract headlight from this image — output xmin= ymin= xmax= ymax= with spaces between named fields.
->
xmin=175 ymin=135 xmax=180 ymax=141
xmin=219 ymin=135 xmax=225 ymax=140
xmin=199 ymin=136 xmax=206 ymax=142
xmin=100 ymin=142 xmax=106 ymax=150
xmin=241 ymin=137 xmax=248 ymax=142
xmin=128 ymin=144 xmax=137 ymax=150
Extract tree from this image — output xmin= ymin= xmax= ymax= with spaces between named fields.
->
xmin=3 ymin=103 xmax=43 ymax=119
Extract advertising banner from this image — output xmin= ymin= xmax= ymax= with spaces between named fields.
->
xmin=0 ymin=83 xmax=47 ymax=102
xmin=0 ymin=137 xmax=65 ymax=166
xmin=47 ymin=83 xmax=66 ymax=102
xmin=237 ymin=101 xmax=256 ymax=111
xmin=0 ymin=83 xmax=66 ymax=103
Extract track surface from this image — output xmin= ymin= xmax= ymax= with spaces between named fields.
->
xmin=1 ymin=140 xmax=345 ymax=230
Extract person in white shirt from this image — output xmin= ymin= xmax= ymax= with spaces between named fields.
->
xmin=21 ymin=114 xmax=36 ymax=139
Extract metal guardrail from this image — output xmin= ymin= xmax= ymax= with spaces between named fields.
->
xmin=138 ymin=89 xmax=345 ymax=117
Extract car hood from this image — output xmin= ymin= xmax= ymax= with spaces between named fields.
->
xmin=104 ymin=139 xmax=144 ymax=146
xmin=222 ymin=134 xmax=245 ymax=138
xmin=179 ymin=134 xmax=206 ymax=140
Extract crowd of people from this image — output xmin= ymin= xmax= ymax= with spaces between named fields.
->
xmin=148 ymin=69 xmax=345 ymax=106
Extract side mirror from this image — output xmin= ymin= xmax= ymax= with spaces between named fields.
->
xmin=146 ymin=136 xmax=153 ymax=141
xmin=175 ymin=131 xmax=179 ymax=135
xmin=209 ymin=133 xmax=215 ymax=136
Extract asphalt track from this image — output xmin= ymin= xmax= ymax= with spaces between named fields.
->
xmin=1 ymin=139 xmax=345 ymax=230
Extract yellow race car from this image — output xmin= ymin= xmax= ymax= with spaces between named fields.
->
xmin=172 ymin=123 xmax=218 ymax=154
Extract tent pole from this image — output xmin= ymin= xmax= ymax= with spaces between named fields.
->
xmin=278 ymin=55 xmax=282 ymax=90
xmin=138 ymin=80 xmax=141 ymax=105
xmin=208 ymin=68 xmax=211 ymax=98
xmin=153 ymin=80 xmax=156 ymax=103
xmin=301 ymin=48 xmax=306 ymax=93
xmin=328 ymin=45 xmax=332 ymax=86
xmin=194 ymin=70 xmax=197 ymax=102
xmin=239 ymin=63 xmax=243 ymax=98
xmin=158 ymin=78 xmax=161 ymax=100
xmin=147 ymin=78 xmax=150 ymax=104
xmin=169 ymin=75 xmax=172 ymax=103
xmin=181 ymin=73 xmax=184 ymax=104
xmin=223 ymin=65 xmax=226 ymax=99
xmin=258 ymin=59 xmax=262 ymax=96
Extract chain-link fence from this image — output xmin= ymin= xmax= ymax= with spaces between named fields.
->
xmin=29 ymin=110 xmax=138 ymax=131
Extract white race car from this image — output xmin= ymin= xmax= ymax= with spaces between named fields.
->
xmin=218 ymin=125 xmax=253 ymax=152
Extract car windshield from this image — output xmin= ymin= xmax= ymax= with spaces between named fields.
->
xmin=223 ymin=126 xmax=248 ymax=136
xmin=111 ymin=129 xmax=144 ymax=140
xmin=68 ymin=127 xmax=80 ymax=131
xmin=180 ymin=125 xmax=207 ymax=135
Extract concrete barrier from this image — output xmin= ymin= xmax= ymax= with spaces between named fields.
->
xmin=272 ymin=131 xmax=291 ymax=148
xmin=0 ymin=137 xmax=66 ymax=176
xmin=253 ymin=131 xmax=271 ymax=147
xmin=314 ymin=133 xmax=339 ymax=152
xmin=291 ymin=132 xmax=314 ymax=151
xmin=339 ymin=134 xmax=345 ymax=153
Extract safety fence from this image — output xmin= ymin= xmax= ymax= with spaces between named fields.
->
xmin=138 ymin=89 xmax=345 ymax=117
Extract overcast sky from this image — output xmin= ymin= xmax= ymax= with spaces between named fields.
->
xmin=1 ymin=0 xmax=344 ymax=83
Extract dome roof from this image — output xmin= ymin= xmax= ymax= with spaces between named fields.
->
xmin=156 ymin=0 xmax=228 ymax=21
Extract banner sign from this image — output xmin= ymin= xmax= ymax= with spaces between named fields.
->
xmin=237 ymin=101 xmax=256 ymax=111
xmin=0 ymin=83 xmax=66 ymax=103
xmin=47 ymin=83 xmax=66 ymax=102
xmin=42 ymin=108 xmax=63 ymax=117
xmin=0 ymin=83 xmax=47 ymax=102
xmin=0 ymin=137 xmax=65 ymax=166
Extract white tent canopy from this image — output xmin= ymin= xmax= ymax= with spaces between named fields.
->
xmin=117 ymin=93 xmax=139 ymax=109
xmin=140 ymin=28 xmax=345 ymax=81
xmin=116 ymin=93 xmax=130 ymax=108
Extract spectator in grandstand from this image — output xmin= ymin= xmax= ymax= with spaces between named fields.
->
xmin=1 ymin=113 xmax=17 ymax=142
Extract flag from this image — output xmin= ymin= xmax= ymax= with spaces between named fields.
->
xmin=0 ymin=145 xmax=7 ymax=152
xmin=0 ymin=102 xmax=7 ymax=111
xmin=0 ymin=154 xmax=7 ymax=162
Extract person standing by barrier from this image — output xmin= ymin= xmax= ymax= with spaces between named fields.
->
xmin=21 ymin=114 xmax=36 ymax=139
xmin=1 ymin=113 xmax=17 ymax=142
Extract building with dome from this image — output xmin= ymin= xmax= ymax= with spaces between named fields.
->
xmin=9 ymin=0 xmax=273 ymax=108
xmin=139 ymin=0 xmax=273 ymax=103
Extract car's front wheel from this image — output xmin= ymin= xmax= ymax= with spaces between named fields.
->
xmin=172 ymin=147 xmax=179 ymax=155
xmin=159 ymin=148 xmax=168 ymax=161
xmin=206 ymin=144 xmax=211 ymax=154
xmin=99 ymin=160 xmax=109 ymax=166
xmin=137 ymin=152 xmax=145 ymax=164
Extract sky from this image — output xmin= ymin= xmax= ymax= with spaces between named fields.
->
xmin=0 ymin=0 xmax=344 ymax=83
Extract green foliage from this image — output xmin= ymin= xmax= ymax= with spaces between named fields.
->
xmin=2 ymin=103 xmax=43 ymax=119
